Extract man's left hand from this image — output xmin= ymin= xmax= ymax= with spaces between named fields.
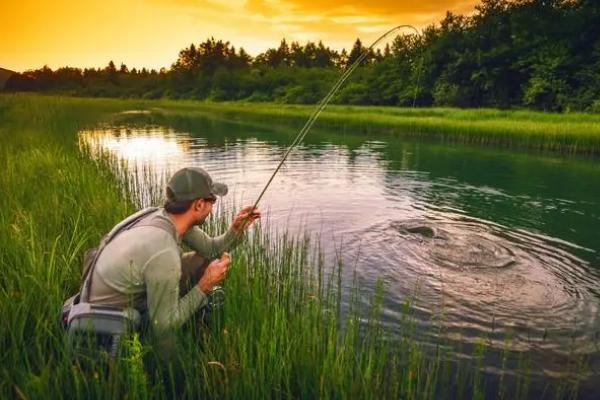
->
xmin=231 ymin=206 xmax=261 ymax=234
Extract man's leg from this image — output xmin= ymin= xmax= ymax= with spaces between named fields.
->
xmin=180 ymin=252 xmax=210 ymax=295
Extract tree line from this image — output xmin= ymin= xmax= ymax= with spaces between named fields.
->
xmin=5 ymin=0 xmax=600 ymax=111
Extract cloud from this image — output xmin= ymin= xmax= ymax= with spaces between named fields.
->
xmin=149 ymin=0 xmax=237 ymax=13
xmin=232 ymin=0 xmax=479 ymax=49
xmin=146 ymin=0 xmax=480 ymax=50
xmin=277 ymin=0 xmax=477 ymax=16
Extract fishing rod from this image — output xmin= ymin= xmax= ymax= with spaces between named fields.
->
xmin=248 ymin=24 xmax=420 ymax=212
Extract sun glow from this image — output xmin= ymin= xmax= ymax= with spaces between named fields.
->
xmin=1 ymin=0 xmax=479 ymax=72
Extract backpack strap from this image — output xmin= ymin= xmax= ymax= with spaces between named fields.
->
xmin=81 ymin=207 xmax=160 ymax=302
xmin=134 ymin=214 xmax=178 ymax=240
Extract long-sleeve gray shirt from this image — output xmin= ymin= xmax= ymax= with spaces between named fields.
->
xmin=85 ymin=208 xmax=237 ymax=332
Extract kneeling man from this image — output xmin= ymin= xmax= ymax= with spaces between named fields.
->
xmin=82 ymin=167 xmax=260 ymax=332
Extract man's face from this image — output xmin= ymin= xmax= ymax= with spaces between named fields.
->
xmin=193 ymin=197 xmax=216 ymax=225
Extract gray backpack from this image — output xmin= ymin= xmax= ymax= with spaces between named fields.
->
xmin=61 ymin=207 xmax=172 ymax=358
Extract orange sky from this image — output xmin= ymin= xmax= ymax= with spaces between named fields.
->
xmin=1 ymin=0 xmax=479 ymax=72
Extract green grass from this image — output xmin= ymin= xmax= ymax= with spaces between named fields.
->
xmin=0 ymin=93 xmax=589 ymax=398
xmin=7 ymin=93 xmax=600 ymax=155
xmin=150 ymin=100 xmax=600 ymax=156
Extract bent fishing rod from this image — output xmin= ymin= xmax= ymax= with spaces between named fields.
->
xmin=215 ymin=25 xmax=421 ymax=252
xmin=249 ymin=24 xmax=419 ymax=211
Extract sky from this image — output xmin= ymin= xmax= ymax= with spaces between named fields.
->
xmin=1 ymin=0 xmax=479 ymax=72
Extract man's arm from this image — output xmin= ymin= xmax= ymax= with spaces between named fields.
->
xmin=182 ymin=227 xmax=238 ymax=259
xmin=182 ymin=206 xmax=261 ymax=258
xmin=143 ymin=249 xmax=208 ymax=332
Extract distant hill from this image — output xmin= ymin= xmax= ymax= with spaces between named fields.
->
xmin=0 ymin=67 xmax=16 ymax=90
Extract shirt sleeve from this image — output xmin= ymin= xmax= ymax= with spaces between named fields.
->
xmin=143 ymin=248 xmax=208 ymax=332
xmin=182 ymin=226 xmax=239 ymax=258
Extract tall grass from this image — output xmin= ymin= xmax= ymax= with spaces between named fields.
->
xmin=0 ymin=93 xmax=588 ymax=398
xmin=154 ymin=100 xmax=600 ymax=156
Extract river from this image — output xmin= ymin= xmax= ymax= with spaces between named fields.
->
xmin=80 ymin=110 xmax=600 ymax=396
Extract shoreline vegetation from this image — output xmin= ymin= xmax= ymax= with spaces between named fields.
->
xmin=155 ymin=100 xmax=600 ymax=156
xmin=6 ymin=93 xmax=600 ymax=156
xmin=0 ymin=94 xmax=592 ymax=398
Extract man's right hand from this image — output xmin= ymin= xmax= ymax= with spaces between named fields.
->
xmin=197 ymin=252 xmax=230 ymax=294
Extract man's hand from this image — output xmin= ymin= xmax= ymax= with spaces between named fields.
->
xmin=230 ymin=206 xmax=261 ymax=235
xmin=197 ymin=252 xmax=231 ymax=293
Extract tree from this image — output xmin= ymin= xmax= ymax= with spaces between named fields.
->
xmin=522 ymin=43 xmax=571 ymax=110
xmin=238 ymin=48 xmax=252 ymax=67
xmin=105 ymin=61 xmax=117 ymax=73
xmin=347 ymin=38 xmax=366 ymax=67
xmin=314 ymin=41 xmax=337 ymax=67
xmin=289 ymin=41 xmax=307 ymax=67
xmin=383 ymin=44 xmax=391 ymax=58
xmin=338 ymin=49 xmax=348 ymax=68
xmin=104 ymin=61 xmax=118 ymax=84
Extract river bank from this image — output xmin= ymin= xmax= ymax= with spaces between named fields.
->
xmin=6 ymin=93 xmax=600 ymax=155
xmin=154 ymin=100 xmax=600 ymax=156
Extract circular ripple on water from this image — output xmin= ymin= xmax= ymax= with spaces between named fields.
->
xmin=344 ymin=211 xmax=599 ymax=368
xmin=395 ymin=219 xmax=518 ymax=271
xmin=385 ymin=214 xmax=598 ymax=324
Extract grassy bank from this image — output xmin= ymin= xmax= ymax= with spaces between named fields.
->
xmin=0 ymin=94 xmax=587 ymax=398
xmin=152 ymin=100 xmax=600 ymax=156
xmin=6 ymin=93 xmax=600 ymax=155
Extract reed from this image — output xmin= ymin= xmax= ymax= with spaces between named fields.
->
xmin=0 ymin=93 xmax=588 ymax=398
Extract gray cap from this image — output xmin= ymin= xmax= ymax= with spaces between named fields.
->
xmin=166 ymin=167 xmax=228 ymax=201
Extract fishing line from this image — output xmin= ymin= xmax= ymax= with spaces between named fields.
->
xmin=221 ymin=24 xmax=421 ymax=247
xmin=249 ymin=24 xmax=420 ymax=212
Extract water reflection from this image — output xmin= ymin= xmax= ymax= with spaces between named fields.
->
xmin=81 ymin=126 xmax=192 ymax=169
xmin=79 ymin=117 xmax=600 ymax=389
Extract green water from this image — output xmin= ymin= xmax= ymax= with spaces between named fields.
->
xmin=81 ymin=111 xmax=600 ymax=392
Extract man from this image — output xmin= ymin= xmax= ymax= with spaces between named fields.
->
xmin=81 ymin=166 xmax=260 ymax=333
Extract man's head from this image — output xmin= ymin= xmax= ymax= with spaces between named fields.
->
xmin=164 ymin=167 xmax=228 ymax=225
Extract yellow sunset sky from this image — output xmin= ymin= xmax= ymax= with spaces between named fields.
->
xmin=1 ymin=0 xmax=479 ymax=72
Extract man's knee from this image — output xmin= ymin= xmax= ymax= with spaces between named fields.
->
xmin=180 ymin=252 xmax=210 ymax=293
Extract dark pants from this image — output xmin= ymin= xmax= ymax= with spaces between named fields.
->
xmin=179 ymin=252 xmax=211 ymax=296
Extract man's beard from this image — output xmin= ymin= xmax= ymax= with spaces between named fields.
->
xmin=195 ymin=215 xmax=207 ymax=226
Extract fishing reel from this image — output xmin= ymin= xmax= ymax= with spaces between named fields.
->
xmin=208 ymin=285 xmax=226 ymax=309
